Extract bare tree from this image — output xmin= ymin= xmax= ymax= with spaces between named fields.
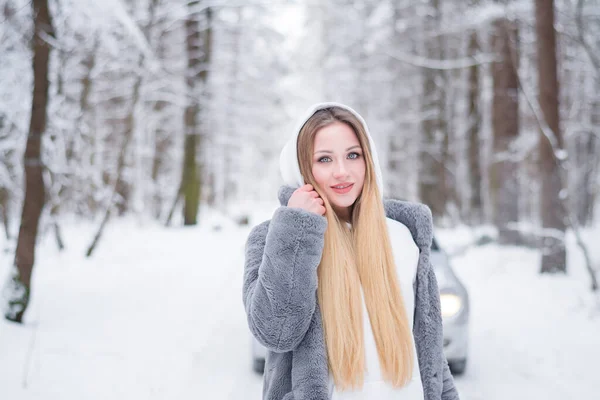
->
xmin=572 ymin=126 xmax=598 ymax=226
xmin=419 ymin=0 xmax=449 ymax=218
xmin=535 ymin=0 xmax=567 ymax=273
xmin=149 ymin=0 xmax=174 ymax=220
xmin=85 ymin=60 xmax=140 ymax=256
xmin=489 ymin=15 xmax=521 ymax=244
xmin=86 ymin=1 xmax=158 ymax=256
xmin=170 ymin=1 xmax=212 ymax=226
xmin=512 ymin=1 xmax=598 ymax=289
xmin=4 ymin=0 xmax=54 ymax=323
xmin=0 ymin=136 xmax=12 ymax=239
xmin=573 ymin=0 xmax=600 ymax=73
xmin=568 ymin=0 xmax=600 ymax=224
xmin=466 ymin=1 xmax=483 ymax=224
xmin=0 ymin=186 xmax=9 ymax=240
xmin=221 ymin=7 xmax=242 ymax=206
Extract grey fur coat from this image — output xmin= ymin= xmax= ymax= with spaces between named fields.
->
xmin=243 ymin=186 xmax=459 ymax=400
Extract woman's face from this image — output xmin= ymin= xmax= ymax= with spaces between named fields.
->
xmin=311 ymin=121 xmax=366 ymax=221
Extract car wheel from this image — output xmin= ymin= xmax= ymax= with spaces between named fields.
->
xmin=448 ymin=358 xmax=467 ymax=375
xmin=253 ymin=357 xmax=265 ymax=374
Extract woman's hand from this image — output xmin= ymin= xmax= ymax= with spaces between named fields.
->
xmin=287 ymin=184 xmax=326 ymax=216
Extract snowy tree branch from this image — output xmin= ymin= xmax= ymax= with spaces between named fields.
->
xmin=383 ymin=50 xmax=497 ymax=71
xmin=573 ymin=0 xmax=600 ymax=73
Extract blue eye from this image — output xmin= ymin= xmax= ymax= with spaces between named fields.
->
xmin=348 ymin=152 xmax=360 ymax=159
xmin=318 ymin=156 xmax=332 ymax=163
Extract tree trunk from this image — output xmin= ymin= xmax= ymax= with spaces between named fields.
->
xmin=467 ymin=29 xmax=483 ymax=224
xmin=535 ymin=0 xmax=566 ymax=273
xmin=141 ymin=0 xmax=172 ymax=220
xmin=181 ymin=3 xmax=211 ymax=225
xmin=574 ymin=77 xmax=600 ymax=226
xmin=79 ymin=36 xmax=100 ymax=214
xmin=590 ymin=78 xmax=600 ymax=223
xmin=386 ymin=2 xmax=410 ymax=200
xmin=573 ymin=131 xmax=597 ymax=226
xmin=181 ymin=132 xmax=200 ymax=225
xmin=490 ymin=17 xmax=521 ymax=244
xmin=444 ymin=31 xmax=461 ymax=223
xmin=419 ymin=0 xmax=448 ymax=219
xmin=0 ymin=187 xmax=10 ymax=240
xmin=222 ymin=8 xmax=242 ymax=207
xmin=86 ymin=54 xmax=143 ymax=257
xmin=150 ymin=96 xmax=170 ymax=220
xmin=4 ymin=0 xmax=53 ymax=323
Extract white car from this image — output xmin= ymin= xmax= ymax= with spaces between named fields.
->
xmin=250 ymin=236 xmax=470 ymax=375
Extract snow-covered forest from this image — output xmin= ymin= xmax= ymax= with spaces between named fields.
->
xmin=1 ymin=0 xmax=599 ymax=398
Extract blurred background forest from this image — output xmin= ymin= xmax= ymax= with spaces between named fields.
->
xmin=0 ymin=0 xmax=599 ymax=398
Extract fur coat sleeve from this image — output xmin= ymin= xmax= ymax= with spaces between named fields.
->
xmin=242 ymin=206 xmax=327 ymax=353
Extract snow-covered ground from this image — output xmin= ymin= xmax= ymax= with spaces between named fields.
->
xmin=1 ymin=206 xmax=599 ymax=399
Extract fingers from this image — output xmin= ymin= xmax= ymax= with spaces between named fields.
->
xmin=300 ymin=184 xmax=321 ymax=199
xmin=317 ymin=205 xmax=326 ymax=216
xmin=313 ymin=195 xmax=325 ymax=215
xmin=292 ymin=184 xmax=325 ymax=216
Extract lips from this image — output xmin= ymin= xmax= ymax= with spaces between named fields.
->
xmin=330 ymin=183 xmax=354 ymax=194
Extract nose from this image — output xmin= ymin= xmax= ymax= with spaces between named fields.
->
xmin=332 ymin=160 xmax=349 ymax=179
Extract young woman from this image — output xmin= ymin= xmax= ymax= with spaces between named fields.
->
xmin=243 ymin=102 xmax=459 ymax=400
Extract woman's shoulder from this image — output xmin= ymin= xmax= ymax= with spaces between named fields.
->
xmin=383 ymin=198 xmax=433 ymax=250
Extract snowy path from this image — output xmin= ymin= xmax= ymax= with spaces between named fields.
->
xmin=0 ymin=219 xmax=262 ymax=399
xmin=1 ymin=217 xmax=599 ymax=399
xmin=447 ymin=242 xmax=600 ymax=399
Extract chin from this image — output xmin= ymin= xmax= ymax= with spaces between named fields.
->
xmin=331 ymin=202 xmax=353 ymax=211
xmin=327 ymin=193 xmax=358 ymax=209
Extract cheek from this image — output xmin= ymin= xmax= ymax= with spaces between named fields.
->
xmin=355 ymin=161 xmax=366 ymax=187
xmin=311 ymin=164 xmax=328 ymax=188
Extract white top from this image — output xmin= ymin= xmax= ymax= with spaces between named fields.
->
xmin=328 ymin=218 xmax=424 ymax=400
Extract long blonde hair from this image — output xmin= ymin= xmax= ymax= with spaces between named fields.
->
xmin=297 ymin=107 xmax=414 ymax=390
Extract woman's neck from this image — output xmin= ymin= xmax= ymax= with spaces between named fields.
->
xmin=332 ymin=205 xmax=352 ymax=223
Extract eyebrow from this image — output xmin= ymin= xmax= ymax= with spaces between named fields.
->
xmin=314 ymin=145 xmax=361 ymax=155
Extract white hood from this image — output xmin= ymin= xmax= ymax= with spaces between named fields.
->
xmin=279 ymin=102 xmax=384 ymax=195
